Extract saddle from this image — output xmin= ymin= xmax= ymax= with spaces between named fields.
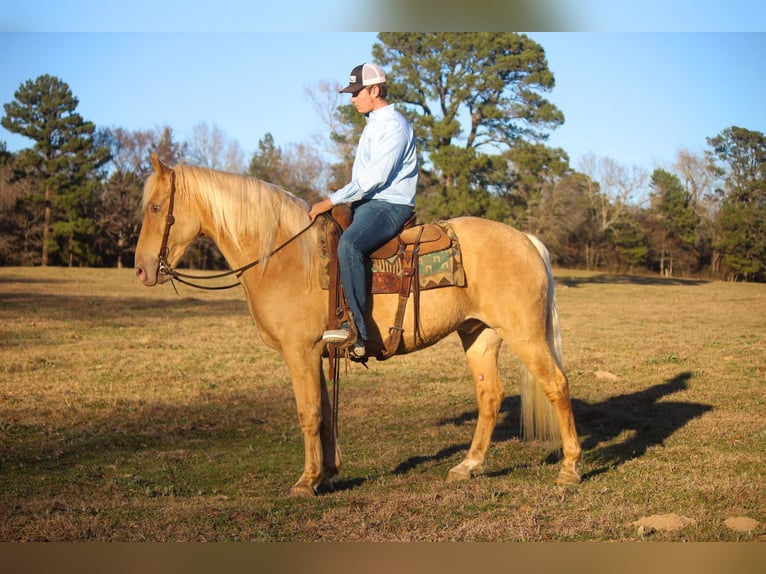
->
xmin=323 ymin=204 xmax=456 ymax=359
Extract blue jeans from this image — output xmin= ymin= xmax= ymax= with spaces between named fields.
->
xmin=338 ymin=199 xmax=414 ymax=342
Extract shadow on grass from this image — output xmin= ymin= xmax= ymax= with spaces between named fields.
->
xmin=389 ymin=371 xmax=712 ymax=482
xmin=0 ymin=291 xmax=249 ymax=322
xmin=556 ymin=274 xmax=708 ymax=288
xmin=0 ymin=371 xmax=712 ymax=499
xmin=573 ymin=371 xmax=712 ymax=479
xmin=0 ymin=276 xmax=72 ymax=285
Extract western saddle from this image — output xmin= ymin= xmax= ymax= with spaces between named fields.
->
xmin=324 ymin=204 xmax=452 ymax=360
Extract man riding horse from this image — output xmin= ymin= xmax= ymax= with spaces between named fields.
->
xmin=309 ymin=63 xmax=418 ymax=360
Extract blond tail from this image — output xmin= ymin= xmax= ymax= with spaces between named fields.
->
xmin=519 ymin=234 xmax=562 ymax=444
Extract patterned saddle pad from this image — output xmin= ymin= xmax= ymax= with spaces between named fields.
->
xmin=318 ymin=220 xmax=466 ymax=294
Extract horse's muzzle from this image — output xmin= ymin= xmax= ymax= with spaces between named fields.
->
xmin=134 ymin=259 xmax=166 ymax=286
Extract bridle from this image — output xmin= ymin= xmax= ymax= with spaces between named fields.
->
xmin=155 ymin=168 xmax=317 ymax=291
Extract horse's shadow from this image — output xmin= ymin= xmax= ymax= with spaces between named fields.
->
xmin=570 ymin=371 xmax=712 ymax=479
xmin=336 ymin=371 xmax=711 ymax=489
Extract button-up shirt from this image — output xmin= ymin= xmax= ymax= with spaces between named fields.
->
xmin=329 ymin=104 xmax=418 ymax=207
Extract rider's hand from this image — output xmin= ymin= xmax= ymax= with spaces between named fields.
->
xmin=309 ymin=198 xmax=334 ymax=221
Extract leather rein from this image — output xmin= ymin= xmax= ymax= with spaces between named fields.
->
xmin=156 ymin=168 xmax=317 ymax=291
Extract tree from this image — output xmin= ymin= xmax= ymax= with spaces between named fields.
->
xmin=1 ymin=148 xmax=27 ymax=264
xmin=375 ymin=33 xmax=563 ymax=150
xmin=150 ymin=125 xmax=187 ymax=168
xmin=95 ymin=127 xmax=154 ymax=268
xmin=248 ymin=133 xmax=326 ymax=204
xmin=502 ymin=140 xmax=570 ymax=233
xmin=538 ymin=172 xmax=595 ymax=267
xmin=1 ymin=74 xmax=110 ymax=266
xmin=707 ymin=126 xmax=766 ymax=204
xmin=305 ymin=80 xmax=360 ymax=189
xmin=327 ymin=94 xmax=368 ymax=191
xmin=278 ymin=142 xmax=328 ymax=204
xmin=611 ymin=212 xmax=649 ymax=272
xmin=248 ymin=132 xmax=285 ymax=183
xmin=647 ymin=169 xmax=700 ymax=276
xmin=414 ymin=146 xmax=510 ymax=222
xmin=372 ymin=32 xmax=564 ymax=220
xmin=577 ymin=154 xmax=649 ymax=270
xmin=706 ymin=126 xmax=766 ymax=281
xmin=188 ymin=122 xmax=245 ymax=173
xmin=672 ymin=148 xmax=717 ymax=273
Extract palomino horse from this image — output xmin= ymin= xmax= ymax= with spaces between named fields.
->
xmin=134 ymin=155 xmax=581 ymax=495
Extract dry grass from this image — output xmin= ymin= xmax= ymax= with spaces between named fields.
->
xmin=0 ymin=267 xmax=764 ymax=541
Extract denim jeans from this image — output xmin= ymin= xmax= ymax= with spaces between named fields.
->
xmin=338 ymin=199 xmax=414 ymax=342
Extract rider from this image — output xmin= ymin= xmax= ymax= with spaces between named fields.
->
xmin=309 ymin=63 xmax=418 ymax=358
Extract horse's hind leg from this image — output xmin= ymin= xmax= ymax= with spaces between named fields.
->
xmin=513 ymin=341 xmax=582 ymax=485
xmin=448 ymin=325 xmax=504 ymax=482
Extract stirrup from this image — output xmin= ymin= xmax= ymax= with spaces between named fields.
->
xmin=324 ymin=313 xmax=360 ymax=352
xmin=322 ymin=329 xmax=351 ymax=344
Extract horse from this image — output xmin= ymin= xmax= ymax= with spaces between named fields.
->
xmin=134 ymin=154 xmax=582 ymax=496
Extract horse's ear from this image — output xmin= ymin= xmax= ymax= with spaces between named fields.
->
xmin=150 ymin=153 xmax=171 ymax=178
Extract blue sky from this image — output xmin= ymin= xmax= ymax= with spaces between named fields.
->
xmin=532 ymin=33 xmax=766 ymax=170
xmin=0 ymin=33 xmax=381 ymax=158
xmin=2 ymin=1 xmax=765 ymax=33
xmin=1 ymin=4 xmax=765 ymax=177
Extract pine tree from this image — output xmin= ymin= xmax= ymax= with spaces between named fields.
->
xmin=248 ymin=133 xmax=284 ymax=182
xmin=648 ymin=169 xmax=700 ymax=276
xmin=2 ymin=74 xmax=110 ymax=265
xmin=706 ymin=126 xmax=766 ymax=281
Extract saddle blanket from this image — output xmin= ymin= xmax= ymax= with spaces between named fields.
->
xmin=319 ymin=221 xmax=466 ymax=294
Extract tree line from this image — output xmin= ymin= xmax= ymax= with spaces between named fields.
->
xmin=1 ymin=33 xmax=764 ymax=281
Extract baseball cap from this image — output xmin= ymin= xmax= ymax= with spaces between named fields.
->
xmin=339 ymin=63 xmax=387 ymax=93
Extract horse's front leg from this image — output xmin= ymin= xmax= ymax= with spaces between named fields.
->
xmin=282 ymin=345 xmax=336 ymax=496
xmin=318 ymin=365 xmax=342 ymax=491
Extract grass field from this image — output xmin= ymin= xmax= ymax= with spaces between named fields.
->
xmin=0 ymin=266 xmax=763 ymax=541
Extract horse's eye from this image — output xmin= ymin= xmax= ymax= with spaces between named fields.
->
xmin=149 ymin=204 xmax=161 ymax=214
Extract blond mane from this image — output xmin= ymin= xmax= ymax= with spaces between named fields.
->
xmin=154 ymin=164 xmax=316 ymax=280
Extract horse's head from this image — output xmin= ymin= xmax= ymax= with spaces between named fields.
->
xmin=134 ymin=154 xmax=201 ymax=286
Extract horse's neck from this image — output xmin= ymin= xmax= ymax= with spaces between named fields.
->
xmin=183 ymin=173 xmax=317 ymax=288
xmin=204 ymin=213 xmax=318 ymax=286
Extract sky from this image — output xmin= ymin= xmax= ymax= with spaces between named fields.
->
xmin=1 ymin=3 xmax=765 ymax=179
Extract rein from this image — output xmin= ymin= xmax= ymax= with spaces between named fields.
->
xmin=156 ymin=168 xmax=317 ymax=291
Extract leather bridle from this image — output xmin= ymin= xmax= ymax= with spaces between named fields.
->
xmin=156 ymin=169 xmax=178 ymax=281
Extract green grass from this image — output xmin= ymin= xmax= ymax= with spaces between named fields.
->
xmin=0 ymin=267 xmax=764 ymax=541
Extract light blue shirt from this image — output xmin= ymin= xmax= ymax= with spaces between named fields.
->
xmin=329 ymin=104 xmax=418 ymax=207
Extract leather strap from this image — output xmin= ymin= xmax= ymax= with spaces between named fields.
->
xmin=382 ymin=227 xmax=424 ymax=357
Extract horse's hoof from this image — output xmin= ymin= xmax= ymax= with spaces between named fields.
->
xmin=447 ymin=465 xmax=472 ymax=482
xmin=287 ymin=483 xmax=317 ymax=497
xmin=556 ymin=467 xmax=581 ymax=486
xmin=316 ymin=478 xmax=335 ymax=494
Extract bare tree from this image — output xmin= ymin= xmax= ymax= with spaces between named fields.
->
xmin=673 ymin=148 xmax=719 ymax=274
xmin=104 ymin=127 xmax=156 ymax=177
xmin=0 ymin=154 xmax=40 ymax=265
xmin=577 ymin=154 xmax=649 ymax=270
xmin=187 ymin=122 xmax=245 ymax=174
xmin=279 ymin=142 xmax=328 ymax=203
xmin=674 ymin=148 xmax=715 ymax=209
xmin=579 ymin=153 xmax=649 ymax=234
xmin=304 ymin=80 xmax=358 ymax=187
xmin=96 ymin=128 xmax=156 ymax=268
